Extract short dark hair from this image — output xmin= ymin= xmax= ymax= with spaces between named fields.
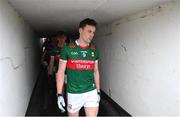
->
xmin=79 ymin=18 xmax=97 ymax=29
xmin=56 ymin=31 xmax=65 ymax=37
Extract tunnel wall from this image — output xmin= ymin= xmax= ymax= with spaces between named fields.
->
xmin=95 ymin=1 xmax=180 ymax=116
xmin=0 ymin=0 xmax=41 ymax=115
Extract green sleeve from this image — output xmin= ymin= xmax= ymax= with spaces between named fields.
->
xmin=60 ymin=44 xmax=68 ymax=60
xmin=50 ymin=50 xmax=56 ymax=56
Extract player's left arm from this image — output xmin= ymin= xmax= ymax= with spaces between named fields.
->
xmin=94 ymin=61 xmax=100 ymax=92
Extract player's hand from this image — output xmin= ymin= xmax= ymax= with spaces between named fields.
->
xmin=57 ymin=94 xmax=65 ymax=113
xmin=97 ymin=91 xmax=101 ymax=102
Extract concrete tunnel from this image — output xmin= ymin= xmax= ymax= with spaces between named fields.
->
xmin=0 ymin=0 xmax=180 ymax=116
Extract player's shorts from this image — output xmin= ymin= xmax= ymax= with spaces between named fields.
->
xmin=67 ymin=89 xmax=99 ymax=113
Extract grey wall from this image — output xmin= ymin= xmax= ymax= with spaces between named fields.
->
xmin=0 ymin=0 xmax=40 ymax=115
xmin=95 ymin=1 xmax=180 ymax=116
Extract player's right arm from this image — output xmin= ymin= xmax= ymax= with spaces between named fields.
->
xmin=56 ymin=43 xmax=68 ymax=94
xmin=56 ymin=59 xmax=67 ymax=113
xmin=56 ymin=60 xmax=67 ymax=94
xmin=48 ymin=56 xmax=54 ymax=75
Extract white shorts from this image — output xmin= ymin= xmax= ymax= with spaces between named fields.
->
xmin=67 ymin=89 xmax=99 ymax=113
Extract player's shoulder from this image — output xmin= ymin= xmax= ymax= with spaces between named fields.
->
xmin=90 ymin=42 xmax=98 ymax=51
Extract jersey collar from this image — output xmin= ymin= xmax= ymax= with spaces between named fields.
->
xmin=75 ymin=40 xmax=89 ymax=49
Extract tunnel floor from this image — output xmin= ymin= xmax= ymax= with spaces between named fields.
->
xmin=26 ymin=64 xmax=131 ymax=116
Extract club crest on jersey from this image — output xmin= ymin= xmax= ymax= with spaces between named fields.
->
xmin=81 ymin=51 xmax=87 ymax=58
xmin=82 ymin=53 xmax=86 ymax=57
xmin=91 ymin=52 xmax=94 ymax=57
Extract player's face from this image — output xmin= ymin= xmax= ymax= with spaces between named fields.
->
xmin=79 ymin=25 xmax=96 ymax=44
xmin=62 ymin=36 xmax=67 ymax=44
xmin=57 ymin=36 xmax=67 ymax=47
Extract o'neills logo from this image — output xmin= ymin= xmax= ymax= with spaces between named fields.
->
xmin=67 ymin=59 xmax=95 ymax=70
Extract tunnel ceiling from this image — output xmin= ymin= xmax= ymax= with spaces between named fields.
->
xmin=7 ymin=0 xmax=171 ymax=37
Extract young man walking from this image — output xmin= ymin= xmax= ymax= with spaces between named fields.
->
xmin=56 ymin=18 xmax=100 ymax=116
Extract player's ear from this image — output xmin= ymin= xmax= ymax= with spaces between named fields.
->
xmin=79 ymin=28 xmax=82 ymax=34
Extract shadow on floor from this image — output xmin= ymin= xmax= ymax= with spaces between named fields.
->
xmin=26 ymin=64 xmax=131 ymax=116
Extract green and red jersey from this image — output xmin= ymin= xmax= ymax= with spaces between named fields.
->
xmin=51 ymin=47 xmax=61 ymax=73
xmin=60 ymin=40 xmax=99 ymax=93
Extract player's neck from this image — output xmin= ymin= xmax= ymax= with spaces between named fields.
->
xmin=77 ymin=38 xmax=88 ymax=47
